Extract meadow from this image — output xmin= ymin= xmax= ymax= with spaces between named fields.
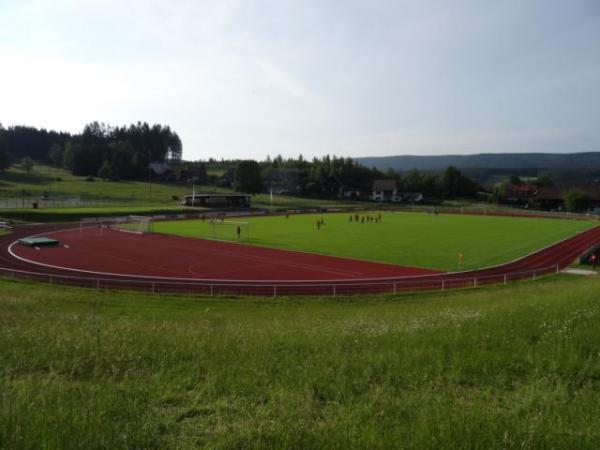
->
xmin=0 ymin=164 xmax=189 ymax=203
xmin=0 ymin=205 xmax=194 ymax=223
xmin=153 ymin=212 xmax=595 ymax=270
xmin=0 ymin=164 xmax=365 ymax=222
xmin=1 ymin=275 xmax=600 ymax=449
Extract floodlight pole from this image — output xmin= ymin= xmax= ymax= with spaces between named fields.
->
xmin=148 ymin=148 xmax=152 ymax=202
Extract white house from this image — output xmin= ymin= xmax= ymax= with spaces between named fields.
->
xmin=372 ymin=179 xmax=401 ymax=202
xmin=148 ymin=161 xmax=171 ymax=176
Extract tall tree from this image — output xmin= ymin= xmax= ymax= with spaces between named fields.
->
xmin=0 ymin=138 xmax=10 ymax=171
xmin=509 ymin=175 xmax=523 ymax=185
xmin=62 ymin=142 xmax=74 ymax=170
xmin=21 ymin=156 xmax=34 ymax=173
xmin=48 ymin=143 xmax=63 ymax=167
xmin=440 ymin=166 xmax=477 ymax=198
xmin=536 ymin=173 xmax=554 ymax=188
xmin=235 ymin=160 xmax=262 ymax=193
xmin=97 ymin=160 xmax=114 ymax=180
xmin=110 ymin=141 xmax=137 ymax=179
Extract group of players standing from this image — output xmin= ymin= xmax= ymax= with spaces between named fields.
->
xmin=349 ymin=213 xmax=382 ymax=224
xmin=315 ymin=213 xmax=383 ymax=229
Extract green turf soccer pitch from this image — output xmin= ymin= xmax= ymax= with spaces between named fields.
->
xmin=152 ymin=212 xmax=596 ymax=271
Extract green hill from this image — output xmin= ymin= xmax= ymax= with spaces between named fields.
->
xmin=357 ymin=152 xmax=600 ymax=172
xmin=0 ymin=164 xmax=365 ymax=222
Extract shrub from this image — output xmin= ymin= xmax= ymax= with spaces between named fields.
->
xmin=564 ymin=189 xmax=590 ymax=212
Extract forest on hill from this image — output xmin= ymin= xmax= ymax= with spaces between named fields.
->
xmin=357 ymin=152 xmax=600 ymax=172
xmin=0 ymin=122 xmax=182 ymax=180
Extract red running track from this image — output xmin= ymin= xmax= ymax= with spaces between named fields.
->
xmin=1 ymin=223 xmax=600 ymax=296
xmin=8 ymin=226 xmax=440 ymax=281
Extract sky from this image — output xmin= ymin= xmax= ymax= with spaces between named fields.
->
xmin=0 ymin=0 xmax=599 ymax=161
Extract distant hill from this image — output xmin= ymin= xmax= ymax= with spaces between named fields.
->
xmin=356 ymin=153 xmax=600 ymax=172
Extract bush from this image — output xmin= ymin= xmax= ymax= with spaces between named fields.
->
xmin=21 ymin=156 xmax=34 ymax=173
xmin=85 ymin=175 xmax=95 ymax=182
xmin=97 ymin=161 xmax=113 ymax=180
xmin=564 ymin=189 xmax=590 ymax=212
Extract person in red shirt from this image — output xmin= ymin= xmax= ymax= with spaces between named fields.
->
xmin=590 ymin=253 xmax=597 ymax=270
xmin=236 ymin=224 xmax=241 ymax=239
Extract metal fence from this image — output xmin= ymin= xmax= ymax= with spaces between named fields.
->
xmin=0 ymin=264 xmax=561 ymax=297
xmin=0 ymin=197 xmax=137 ymax=209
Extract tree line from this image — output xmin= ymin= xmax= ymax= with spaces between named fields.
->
xmin=0 ymin=122 xmax=182 ymax=180
xmin=232 ymin=155 xmax=478 ymax=200
xmin=0 ymin=122 xmax=479 ymax=200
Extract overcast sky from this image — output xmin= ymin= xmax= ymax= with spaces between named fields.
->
xmin=1 ymin=0 xmax=599 ymax=161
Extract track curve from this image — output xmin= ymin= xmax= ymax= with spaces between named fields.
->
xmin=1 ymin=222 xmax=600 ymax=296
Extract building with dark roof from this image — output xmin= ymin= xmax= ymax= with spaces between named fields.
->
xmin=372 ymin=179 xmax=400 ymax=202
xmin=182 ymin=193 xmax=251 ymax=208
xmin=534 ymin=187 xmax=600 ymax=210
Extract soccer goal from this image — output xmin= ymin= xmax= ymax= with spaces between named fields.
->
xmin=79 ymin=217 xmax=108 ymax=236
xmin=210 ymin=219 xmax=250 ymax=241
xmin=111 ymin=215 xmax=153 ymax=234
xmin=79 ymin=216 xmax=152 ymax=235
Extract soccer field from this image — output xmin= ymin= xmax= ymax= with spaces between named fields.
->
xmin=153 ymin=212 xmax=596 ymax=271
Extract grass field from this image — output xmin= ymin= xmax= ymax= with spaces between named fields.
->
xmin=154 ymin=212 xmax=595 ymax=270
xmin=1 ymin=275 xmax=600 ymax=449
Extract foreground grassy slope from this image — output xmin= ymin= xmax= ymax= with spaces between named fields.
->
xmin=1 ymin=276 xmax=600 ymax=449
xmin=154 ymin=212 xmax=595 ymax=270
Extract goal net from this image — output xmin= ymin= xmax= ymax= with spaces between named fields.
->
xmin=111 ymin=215 xmax=152 ymax=234
xmin=80 ymin=215 xmax=152 ymax=235
xmin=210 ymin=219 xmax=250 ymax=241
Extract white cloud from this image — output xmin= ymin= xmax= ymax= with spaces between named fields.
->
xmin=0 ymin=0 xmax=599 ymax=159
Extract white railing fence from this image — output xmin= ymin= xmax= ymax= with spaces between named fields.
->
xmin=0 ymin=264 xmax=561 ymax=297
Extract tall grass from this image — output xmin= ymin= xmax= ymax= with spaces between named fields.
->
xmin=1 ymin=275 xmax=600 ymax=449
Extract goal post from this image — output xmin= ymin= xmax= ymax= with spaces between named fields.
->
xmin=110 ymin=215 xmax=152 ymax=234
xmin=79 ymin=217 xmax=107 ymax=236
xmin=78 ymin=216 xmax=152 ymax=235
xmin=210 ymin=219 xmax=250 ymax=241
